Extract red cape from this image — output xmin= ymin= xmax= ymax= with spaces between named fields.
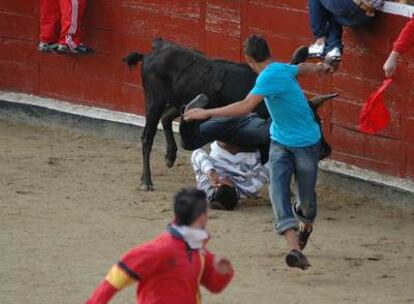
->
xmin=359 ymin=78 xmax=392 ymax=135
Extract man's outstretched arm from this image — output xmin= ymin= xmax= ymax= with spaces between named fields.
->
xmin=184 ymin=94 xmax=263 ymax=121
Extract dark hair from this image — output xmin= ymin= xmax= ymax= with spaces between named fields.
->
xmin=174 ymin=188 xmax=207 ymax=226
xmin=243 ymin=35 xmax=271 ymax=63
xmin=212 ymin=185 xmax=238 ymax=210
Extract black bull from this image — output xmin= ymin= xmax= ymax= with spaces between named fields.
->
xmin=123 ymin=39 xmax=337 ymax=191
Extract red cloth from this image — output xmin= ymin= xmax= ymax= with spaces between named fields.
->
xmin=393 ymin=16 xmax=414 ymax=54
xmin=85 ymin=227 xmax=234 ymax=304
xmin=39 ymin=0 xmax=87 ymax=48
xmin=359 ymin=79 xmax=392 ymax=135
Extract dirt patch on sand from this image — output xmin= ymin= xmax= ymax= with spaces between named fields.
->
xmin=0 ymin=119 xmax=413 ymax=304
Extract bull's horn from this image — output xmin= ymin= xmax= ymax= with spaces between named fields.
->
xmin=290 ymin=45 xmax=309 ymax=65
xmin=309 ymin=93 xmax=339 ymax=107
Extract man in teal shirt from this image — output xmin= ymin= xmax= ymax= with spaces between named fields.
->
xmin=250 ymin=62 xmax=321 ymax=147
xmin=185 ymin=35 xmax=332 ymax=270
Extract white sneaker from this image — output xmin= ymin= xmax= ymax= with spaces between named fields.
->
xmin=325 ymin=47 xmax=342 ymax=61
xmin=308 ymin=42 xmax=325 ymax=58
xmin=37 ymin=42 xmax=51 ymax=53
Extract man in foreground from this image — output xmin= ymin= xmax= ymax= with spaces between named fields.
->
xmin=184 ymin=35 xmax=332 ymax=270
xmin=85 ymin=188 xmax=234 ymax=303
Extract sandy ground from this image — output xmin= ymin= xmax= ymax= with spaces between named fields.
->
xmin=0 ymin=118 xmax=413 ymax=304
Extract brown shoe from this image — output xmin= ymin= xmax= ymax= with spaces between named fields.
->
xmin=298 ymin=225 xmax=313 ymax=251
xmin=285 ymin=249 xmax=311 ymax=270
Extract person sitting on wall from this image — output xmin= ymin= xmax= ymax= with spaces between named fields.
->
xmin=191 ymin=140 xmax=269 ymax=211
xmin=38 ymin=0 xmax=93 ymax=55
xmin=383 ymin=15 xmax=414 ymax=77
xmin=308 ymin=0 xmax=385 ymax=62
xmin=85 ymin=188 xmax=234 ymax=304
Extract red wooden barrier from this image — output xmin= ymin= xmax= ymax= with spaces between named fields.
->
xmin=0 ymin=0 xmax=413 ymax=180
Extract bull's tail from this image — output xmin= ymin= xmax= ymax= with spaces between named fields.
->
xmin=122 ymin=52 xmax=144 ymax=70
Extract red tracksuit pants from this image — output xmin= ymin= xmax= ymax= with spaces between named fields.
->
xmin=39 ymin=0 xmax=87 ymax=49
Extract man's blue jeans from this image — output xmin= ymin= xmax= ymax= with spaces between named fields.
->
xmin=309 ymin=0 xmax=373 ymax=52
xmin=268 ymin=140 xmax=320 ymax=235
xmin=180 ymin=113 xmax=271 ymax=163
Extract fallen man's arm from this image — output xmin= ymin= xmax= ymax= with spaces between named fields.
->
xmin=191 ymin=149 xmax=215 ymax=174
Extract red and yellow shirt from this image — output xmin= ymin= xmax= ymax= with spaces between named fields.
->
xmin=85 ymin=226 xmax=233 ymax=304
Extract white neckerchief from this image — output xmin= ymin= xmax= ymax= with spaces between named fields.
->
xmin=172 ymin=224 xmax=209 ymax=249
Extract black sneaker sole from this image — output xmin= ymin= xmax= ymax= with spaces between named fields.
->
xmin=325 ymin=57 xmax=341 ymax=70
xmin=308 ymin=54 xmax=325 ymax=60
xmin=72 ymin=48 xmax=94 ymax=55
xmin=184 ymin=94 xmax=209 ymax=113
xmin=49 ymin=45 xmax=94 ymax=55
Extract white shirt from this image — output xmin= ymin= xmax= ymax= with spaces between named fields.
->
xmin=191 ymin=141 xmax=269 ymax=201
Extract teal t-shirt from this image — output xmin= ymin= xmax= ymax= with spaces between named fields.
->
xmin=250 ymin=62 xmax=321 ymax=147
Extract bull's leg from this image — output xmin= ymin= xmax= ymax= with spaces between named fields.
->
xmin=141 ymin=102 xmax=167 ymax=191
xmin=140 ymin=71 xmax=174 ymax=191
xmin=161 ymin=105 xmax=180 ymax=168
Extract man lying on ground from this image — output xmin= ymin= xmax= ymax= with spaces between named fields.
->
xmin=85 ymin=188 xmax=234 ymax=304
xmin=383 ymin=15 xmax=414 ymax=77
xmin=191 ymin=140 xmax=269 ymax=210
xmin=184 ymin=35 xmax=333 ymax=270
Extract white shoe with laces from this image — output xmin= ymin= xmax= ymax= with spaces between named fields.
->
xmin=308 ymin=42 xmax=325 ymax=58
xmin=325 ymin=47 xmax=342 ymax=61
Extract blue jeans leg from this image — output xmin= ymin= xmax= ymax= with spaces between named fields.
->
xmin=269 ymin=141 xmax=298 ymax=234
xmin=325 ymin=15 xmax=343 ymax=52
xmin=214 ymin=113 xmax=270 ymax=148
xmin=269 ymin=141 xmax=320 ymax=234
xmin=292 ymin=142 xmax=320 ymax=224
xmin=308 ymin=0 xmax=343 ymax=52
xmin=308 ymin=0 xmax=330 ymax=39
xmin=179 ymin=113 xmax=270 ymax=162
xmin=320 ymin=0 xmax=373 ymax=28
